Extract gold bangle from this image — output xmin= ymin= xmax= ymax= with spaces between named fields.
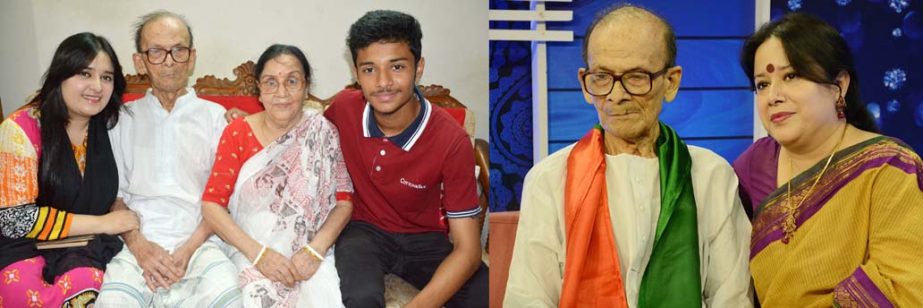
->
xmin=303 ymin=244 xmax=324 ymax=261
xmin=253 ymin=245 xmax=268 ymax=266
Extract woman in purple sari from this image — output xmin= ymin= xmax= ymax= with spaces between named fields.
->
xmin=734 ymin=13 xmax=923 ymax=306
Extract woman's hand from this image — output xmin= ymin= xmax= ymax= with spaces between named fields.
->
xmin=224 ymin=107 xmax=250 ymax=123
xmin=98 ymin=210 xmax=140 ymax=235
xmin=291 ymin=246 xmax=322 ymax=281
xmin=255 ymin=248 xmax=300 ymax=287
xmin=203 ymin=202 xmax=300 ymax=286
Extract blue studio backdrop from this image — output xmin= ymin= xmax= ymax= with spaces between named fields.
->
xmin=489 ymin=0 xmax=922 ymax=212
xmin=772 ymin=0 xmax=923 ymax=153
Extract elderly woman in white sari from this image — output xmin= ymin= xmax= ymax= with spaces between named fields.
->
xmin=201 ymin=44 xmax=353 ymax=308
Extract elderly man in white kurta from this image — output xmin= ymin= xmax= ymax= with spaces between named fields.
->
xmin=95 ymin=11 xmax=240 ymax=308
xmin=504 ymin=5 xmax=752 ymax=308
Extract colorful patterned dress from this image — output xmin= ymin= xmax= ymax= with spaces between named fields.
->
xmin=0 ymin=107 xmax=113 ymax=307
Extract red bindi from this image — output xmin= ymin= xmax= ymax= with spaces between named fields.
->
xmin=766 ymin=63 xmax=775 ymax=73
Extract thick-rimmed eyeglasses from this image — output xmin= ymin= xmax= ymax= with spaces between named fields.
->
xmin=582 ymin=67 xmax=670 ymax=96
xmin=259 ymin=76 xmax=306 ymax=95
xmin=141 ymin=47 xmax=191 ymax=64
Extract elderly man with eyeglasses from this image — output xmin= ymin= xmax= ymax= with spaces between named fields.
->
xmin=96 ymin=10 xmax=241 ymax=308
xmin=504 ymin=4 xmax=753 ymax=308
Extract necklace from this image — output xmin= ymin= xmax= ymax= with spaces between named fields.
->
xmin=781 ymin=125 xmax=848 ymax=244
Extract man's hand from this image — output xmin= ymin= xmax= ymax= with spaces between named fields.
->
xmin=291 ymin=247 xmax=322 ymax=281
xmin=163 ymin=220 xmax=213 ymax=285
xmin=224 ymin=107 xmax=249 ymax=123
xmin=169 ymin=242 xmax=197 ymax=284
xmin=255 ymin=248 xmax=300 ymax=288
xmin=131 ymin=239 xmax=182 ymax=291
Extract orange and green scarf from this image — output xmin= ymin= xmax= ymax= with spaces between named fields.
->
xmin=560 ymin=122 xmax=702 ymax=307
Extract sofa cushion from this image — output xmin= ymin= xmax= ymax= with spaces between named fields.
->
xmin=122 ymin=93 xmax=144 ymax=103
xmin=438 ymin=106 xmax=466 ymax=128
xmin=489 ymin=211 xmax=520 ymax=308
xmin=201 ymin=95 xmax=263 ymax=114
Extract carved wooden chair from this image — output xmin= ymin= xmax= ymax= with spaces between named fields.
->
xmin=124 ymin=62 xmax=263 ymax=114
xmin=417 ymin=85 xmax=490 ymax=233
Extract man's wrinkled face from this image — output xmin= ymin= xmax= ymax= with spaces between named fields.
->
xmin=578 ymin=19 xmax=682 ymax=143
xmin=133 ymin=17 xmax=196 ymax=93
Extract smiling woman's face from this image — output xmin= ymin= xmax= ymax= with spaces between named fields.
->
xmin=753 ymin=36 xmax=842 ymax=147
xmin=61 ymin=52 xmax=115 ymax=122
xmin=258 ymin=54 xmax=307 ymax=124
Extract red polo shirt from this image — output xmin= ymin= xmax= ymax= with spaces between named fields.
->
xmin=324 ymin=88 xmax=479 ymax=233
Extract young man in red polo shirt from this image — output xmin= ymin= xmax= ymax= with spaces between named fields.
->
xmin=324 ymin=10 xmax=487 ymax=308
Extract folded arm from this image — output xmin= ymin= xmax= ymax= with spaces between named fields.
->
xmin=0 ymin=202 xmax=137 ymax=241
xmin=0 ymin=204 xmax=74 ymax=240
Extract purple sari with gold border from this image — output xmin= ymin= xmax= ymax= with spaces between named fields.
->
xmin=734 ymin=136 xmax=923 ymax=307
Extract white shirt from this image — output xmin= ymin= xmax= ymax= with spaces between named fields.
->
xmin=109 ymin=88 xmax=227 ymax=251
xmin=606 ymin=154 xmax=661 ymax=304
xmin=504 ymin=144 xmax=753 ymax=308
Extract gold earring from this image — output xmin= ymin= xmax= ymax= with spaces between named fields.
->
xmin=836 ymin=96 xmax=846 ymax=119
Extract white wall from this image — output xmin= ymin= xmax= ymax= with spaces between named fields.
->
xmin=0 ymin=0 xmax=489 ymax=141
xmin=0 ymin=1 xmax=41 ymax=118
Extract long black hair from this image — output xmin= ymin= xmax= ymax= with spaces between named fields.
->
xmin=29 ymin=32 xmax=125 ymax=206
xmin=741 ymin=12 xmax=878 ymax=132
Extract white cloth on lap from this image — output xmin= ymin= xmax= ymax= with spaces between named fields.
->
xmin=96 ymin=242 xmax=241 ymax=308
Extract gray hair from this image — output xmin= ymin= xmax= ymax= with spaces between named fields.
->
xmin=133 ymin=10 xmax=194 ymax=52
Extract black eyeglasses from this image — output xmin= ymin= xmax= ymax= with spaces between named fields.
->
xmin=141 ymin=47 xmax=191 ymax=64
xmin=582 ymin=67 xmax=670 ymax=96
